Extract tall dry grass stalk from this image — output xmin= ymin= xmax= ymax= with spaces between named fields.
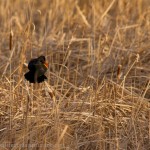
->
xmin=0 ymin=0 xmax=150 ymax=149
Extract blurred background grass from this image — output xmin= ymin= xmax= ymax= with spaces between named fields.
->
xmin=0 ymin=0 xmax=150 ymax=149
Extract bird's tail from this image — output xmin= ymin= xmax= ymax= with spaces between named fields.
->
xmin=24 ymin=71 xmax=35 ymax=83
xmin=37 ymin=75 xmax=47 ymax=83
xmin=24 ymin=71 xmax=47 ymax=83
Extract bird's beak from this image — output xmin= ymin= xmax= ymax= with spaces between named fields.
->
xmin=44 ymin=62 xmax=48 ymax=68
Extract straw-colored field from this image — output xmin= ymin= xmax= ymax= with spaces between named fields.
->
xmin=0 ymin=0 xmax=150 ymax=149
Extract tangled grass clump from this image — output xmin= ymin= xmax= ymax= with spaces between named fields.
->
xmin=0 ymin=0 xmax=149 ymax=149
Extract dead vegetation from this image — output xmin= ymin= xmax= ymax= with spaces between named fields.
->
xmin=0 ymin=0 xmax=150 ymax=149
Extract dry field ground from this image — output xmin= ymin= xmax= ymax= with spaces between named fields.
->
xmin=0 ymin=0 xmax=150 ymax=149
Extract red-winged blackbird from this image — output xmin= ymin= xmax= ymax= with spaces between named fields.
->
xmin=24 ymin=56 xmax=48 ymax=83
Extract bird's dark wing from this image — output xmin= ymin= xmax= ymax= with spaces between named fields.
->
xmin=37 ymin=65 xmax=47 ymax=75
xmin=32 ymin=60 xmax=47 ymax=76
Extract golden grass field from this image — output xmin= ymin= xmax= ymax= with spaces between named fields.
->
xmin=0 ymin=0 xmax=150 ymax=149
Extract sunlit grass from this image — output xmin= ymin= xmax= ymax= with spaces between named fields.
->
xmin=0 ymin=0 xmax=149 ymax=149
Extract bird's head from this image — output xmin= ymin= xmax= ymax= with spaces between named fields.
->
xmin=38 ymin=56 xmax=48 ymax=68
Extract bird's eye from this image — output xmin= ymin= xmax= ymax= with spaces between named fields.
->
xmin=40 ymin=60 xmax=44 ymax=63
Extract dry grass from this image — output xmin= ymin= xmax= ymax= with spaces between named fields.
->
xmin=0 ymin=0 xmax=150 ymax=149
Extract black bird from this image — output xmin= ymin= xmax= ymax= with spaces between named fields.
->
xmin=24 ymin=56 xmax=48 ymax=83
